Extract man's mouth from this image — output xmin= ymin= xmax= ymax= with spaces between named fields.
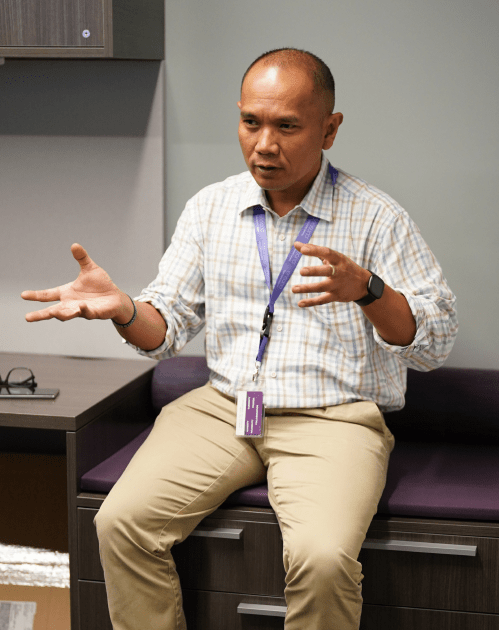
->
xmin=255 ymin=164 xmax=278 ymax=172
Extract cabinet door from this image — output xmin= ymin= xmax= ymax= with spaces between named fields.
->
xmin=0 ymin=0 xmax=104 ymax=47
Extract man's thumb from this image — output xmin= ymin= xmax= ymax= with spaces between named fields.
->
xmin=71 ymin=243 xmax=94 ymax=270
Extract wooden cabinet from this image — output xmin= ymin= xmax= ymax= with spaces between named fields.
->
xmin=68 ymin=358 xmax=499 ymax=630
xmin=0 ymin=0 xmax=164 ymax=59
xmin=76 ymin=500 xmax=499 ymax=630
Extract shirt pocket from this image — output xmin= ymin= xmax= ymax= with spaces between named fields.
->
xmin=311 ymin=301 xmax=370 ymax=361
xmin=206 ymin=304 xmax=261 ymax=374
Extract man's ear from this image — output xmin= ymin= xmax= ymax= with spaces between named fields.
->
xmin=323 ymin=112 xmax=343 ymax=150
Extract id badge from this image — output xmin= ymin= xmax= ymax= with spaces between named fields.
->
xmin=236 ymin=383 xmax=265 ymax=438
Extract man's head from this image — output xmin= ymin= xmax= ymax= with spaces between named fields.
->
xmin=238 ymin=48 xmax=343 ymax=205
xmin=241 ymin=48 xmax=336 ymax=121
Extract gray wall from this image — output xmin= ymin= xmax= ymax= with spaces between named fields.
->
xmin=1 ymin=60 xmax=165 ymax=360
xmin=1 ymin=0 xmax=498 ymax=368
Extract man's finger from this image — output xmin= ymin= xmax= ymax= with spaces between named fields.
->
xmin=300 ymin=263 xmax=334 ymax=277
xmin=25 ymin=307 xmax=55 ymax=322
xmin=25 ymin=302 xmax=81 ymax=323
xmin=292 ymin=280 xmax=332 ymax=294
xmin=294 ymin=241 xmax=339 ymax=261
xmin=21 ymin=287 xmax=64 ymax=302
xmin=296 ymin=293 xmax=335 ymax=308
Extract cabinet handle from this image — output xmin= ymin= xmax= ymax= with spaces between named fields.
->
xmin=362 ymin=539 xmax=477 ymax=556
xmin=237 ymin=603 xmax=287 ymax=617
xmin=189 ymin=530 xmax=477 ymax=556
xmin=190 ymin=526 xmax=243 ymax=540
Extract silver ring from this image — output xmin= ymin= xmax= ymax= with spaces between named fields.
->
xmin=323 ymin=259 xmax=336 ymax=276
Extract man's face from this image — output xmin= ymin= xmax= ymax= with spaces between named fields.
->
xmin=238 ymin=63 xmax=342 ymax=198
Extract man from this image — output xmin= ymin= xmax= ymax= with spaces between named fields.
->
xmin=22 ymin=48 xmax=458 ymax=630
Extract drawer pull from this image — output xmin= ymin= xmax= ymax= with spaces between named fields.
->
xmin=362 ymin=539 xmax=477 ymax=556
xmin=237 ymin=603 xmax=287 ymax=617
xmin=190 ymin=526 xmax=243 ymax=539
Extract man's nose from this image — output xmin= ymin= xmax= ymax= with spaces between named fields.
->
xmin=255 ymin=128 xmax=279 ymax=154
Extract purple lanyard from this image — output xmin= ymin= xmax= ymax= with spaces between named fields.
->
xmin=252 ymin=164 xmax=338 ymax=374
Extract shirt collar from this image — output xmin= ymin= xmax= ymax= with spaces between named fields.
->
xmin=239 ymin=152 xmax=336 ymax=222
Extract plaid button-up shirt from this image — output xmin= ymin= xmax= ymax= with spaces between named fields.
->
xmin=129 ymin=153 xmax=458 ymax=411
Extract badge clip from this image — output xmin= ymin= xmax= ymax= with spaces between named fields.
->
xmin=260 ymin=305 xmax=274 ymax=343
xmin=252 ymin=361 xmax=261 ymax=382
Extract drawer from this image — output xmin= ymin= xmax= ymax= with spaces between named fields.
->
xmin=78 ymin=581 xmax=287 ymax=630
xmin=78 ymin=580 xmax=499 ymax=630
xmin=172 ymin=517 xmax=286 ymax=596
xmin=177 ymin=522 xmax=499 ymax=610
xmin=360 ymin=604 xmax=499 ymax=630
xmin=79 ymin=580 xmax=113 ymax=630
xmin=182 ymin=590 xmax=499 ymax=630
xmin=360 ymin=530 xmax=499 ymax=614
xmin=182 ymin=589 xmax=286 ymax=630
xmin=78 ymin=508 xmax=105 ymax=581
xmin=77 ymin=508 xmax=286 ymax=596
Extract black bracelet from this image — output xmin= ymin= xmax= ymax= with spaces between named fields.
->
xmin=112 ymin=295 xmax=137 ymax=328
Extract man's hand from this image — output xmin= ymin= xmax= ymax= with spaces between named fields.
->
xmin=22 ymin=243 xmax=129 ymax=323
xmin=293 ymin=241 xmax=417 ymax=346
xmin=292 ymin=242 xmax=370 ymax=306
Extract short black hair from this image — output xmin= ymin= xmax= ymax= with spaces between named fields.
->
xmin=241 ymin=48 xmax=336 ymax=115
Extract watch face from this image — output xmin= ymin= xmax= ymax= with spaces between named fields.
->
xmin=369 ymin=274 xmax=384 ymax=299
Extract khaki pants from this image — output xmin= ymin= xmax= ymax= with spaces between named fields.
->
xmin=94 ymin=383 xmax=395 ymax=630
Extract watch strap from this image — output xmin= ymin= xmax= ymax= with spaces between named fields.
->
xmin=354 ymin=292 xmax=378 ymax=307
xmin=354 ymin=271 xmax=384 ymax=306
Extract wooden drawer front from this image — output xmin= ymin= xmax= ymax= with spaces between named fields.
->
xmin=360 ymin=604 xmax=499 ymax=630
xmin=77 ymin=580 xmax=499 ymax=630
xmin=181 ymin=591 xmax=499 ymax=630
xmin=360 ymin=530 xmax=499 ymax=613
xmin=78 ymin=508 xmax=286 ymax=596
xmin=79 ymin=580 xmax=113 ymax=630
xmin=172 ymin=517 xmax=286 ymax=596
xmin=78 ymin=508 xmax=105 ymax=581
xmin=182 ymin=589 xmax=286 ymax=630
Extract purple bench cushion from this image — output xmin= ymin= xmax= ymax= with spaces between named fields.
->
xmin=377 ymin=441 xmax=499 ymax=520
xmin=80 ymin=359 xmax=499 ymax=521
xmin=150 ymin=356 xmax=210 ymax=413
xmin=80 ymin=424 xmax=499 ymax=521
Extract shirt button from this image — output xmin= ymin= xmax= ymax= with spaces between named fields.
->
xmin=279 ymin=234 xmax=286 ymax=241
xmin=277 ymin=324 xmax=283 ymax=332
xmin=271 ymin=372 xmax=277 ymax=378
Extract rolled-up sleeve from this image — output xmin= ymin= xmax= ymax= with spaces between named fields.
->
xmin=373 ymin=213 xmax=458 ymax=371
xmin=125 ymin=198 xmax=206 ymax=360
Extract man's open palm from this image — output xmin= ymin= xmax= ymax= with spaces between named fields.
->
xmin=22 ymin=244 xmax=123 ymax=322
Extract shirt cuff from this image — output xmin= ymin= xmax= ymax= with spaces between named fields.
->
xmin=120 ymin=295 xmax=175 ymax=359
xmin=372 ymin=289 xmax=430 ymax=357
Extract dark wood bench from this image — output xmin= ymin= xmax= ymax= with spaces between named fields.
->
xmin=77 ymin=357 xmax=499 ymax=630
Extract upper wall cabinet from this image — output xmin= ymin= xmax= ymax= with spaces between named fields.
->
xmin=0 ymin=0 xmax=164 ymax=59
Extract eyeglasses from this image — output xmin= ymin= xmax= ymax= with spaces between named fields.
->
xmin=0 ymin=367 xmax=38 ymax=390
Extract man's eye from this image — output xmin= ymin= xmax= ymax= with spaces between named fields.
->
xmin=281 ymin=123 xmax=295 ymax=130
xmin=244 ymin=119 xmax=257 ymax=126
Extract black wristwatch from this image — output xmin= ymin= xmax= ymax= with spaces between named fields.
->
xmin=354 ymin=271 xmax=385 ymax=307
